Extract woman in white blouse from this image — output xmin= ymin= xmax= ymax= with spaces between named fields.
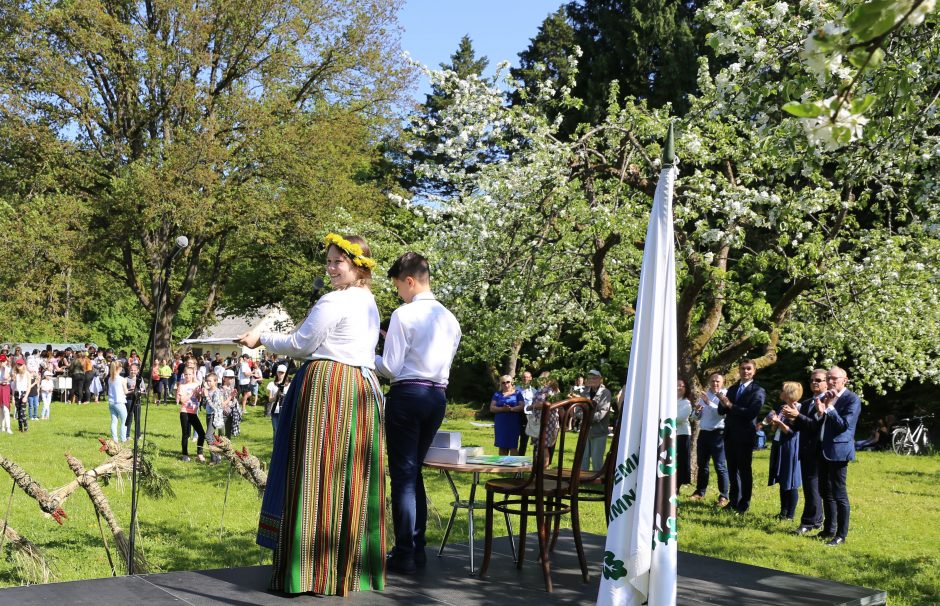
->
xmin=238 ymin=233 xmax=385 ymax=597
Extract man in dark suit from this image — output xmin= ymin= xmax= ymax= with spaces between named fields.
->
xmin=717 ymin=359 xmax=765 ymax=513
xmin=783 ymin=368 xmax=827 ymax=534
xmin=813 ymin=366 xmax=861 ymax=546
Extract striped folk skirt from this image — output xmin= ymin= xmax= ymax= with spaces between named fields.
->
xmin=266 ymin=360 xmax=386 ymax=595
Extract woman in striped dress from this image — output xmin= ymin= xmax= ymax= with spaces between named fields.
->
xmin=238 ymin=233 xmax=385 ymax=596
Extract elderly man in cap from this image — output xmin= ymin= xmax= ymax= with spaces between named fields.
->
xmin=581 ymin=368 xmax=613 ymax=471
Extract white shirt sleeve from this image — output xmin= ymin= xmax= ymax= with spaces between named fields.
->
xmin=375 ymin=311 xmax=406 ymax=380
xmin=261 ymin=294 xmax=344 ymax=359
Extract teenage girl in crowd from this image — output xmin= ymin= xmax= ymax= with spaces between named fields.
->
xmin=176 ymin=367 xmax=206 ymax=462
xmin=202 ymin=372 xmax=224 ymax=463
xmin=0 ymin=356 xmax=11 ymax=434
xmin=105 ymin=361 xmax=128 ymax=442
xmin=12 ymin=360 xmax=33 ymax=432
xmin=40 ymin=371 xmax=54 ymax=419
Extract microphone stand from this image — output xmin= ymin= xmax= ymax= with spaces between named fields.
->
xmin=128 ymin=244 xmax=182 ymax=575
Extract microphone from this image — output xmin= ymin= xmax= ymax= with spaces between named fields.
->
xmin=168 ymin=235 xmax=189 ymax=264
xmin=309 ymin=277 xmax=325 ymax=308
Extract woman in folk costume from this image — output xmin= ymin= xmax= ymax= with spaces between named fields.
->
xmin=238 ymin=233 xmax=385 ymax=596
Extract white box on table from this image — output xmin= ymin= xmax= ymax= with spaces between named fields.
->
xmin=424 ymin=447 xmax=467 ymax=465
xmin=431 ymin=431 xmax=461 ymax=449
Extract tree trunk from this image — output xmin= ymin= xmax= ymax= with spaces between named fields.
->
xmin=155 ymin=308 xmax=176 ymax=362
xmin=503 ymin=339 xmax=522 ymax=378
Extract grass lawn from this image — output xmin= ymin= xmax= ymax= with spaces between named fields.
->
xmin=0 ymin=398 xmax=937 ymax=605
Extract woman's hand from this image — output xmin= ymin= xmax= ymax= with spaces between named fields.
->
xmin=236 ymin=326 xmax=262 ymax=349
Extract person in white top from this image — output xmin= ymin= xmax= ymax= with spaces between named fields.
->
xmin=107 ymin=361 xmax=129 ymax=443
xmin=676 ymin=378 xmax=693 ymax=491
xmin=375 ymin=252 xmax=461 ymax=575
xmin=237 ymin=233 xmax=386 ymax=596
xmin=237 ymin=355 xmax=252 ymax=412
xmin=40 ymin=371 xmax=54 ymax=420
xmin=517 ymin=370 xmax=535 ymax=455
xmin=689 ymin=372 xmax=730 ymax=506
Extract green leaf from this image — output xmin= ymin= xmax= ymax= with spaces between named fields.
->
xmin=848 ymin=48 xmax=869 ymax=68
xmin=832 ymin=125 xmax=852 ymax=144
xmin=850 ymin=94 xmax=878 ymax=115
xmin=868 ymin=47 xmax=885 ymax=68
xmin=847 ymin=0 xmax=903 ymax=43
xmin=782 ymin=101 xmax=825 ymax=118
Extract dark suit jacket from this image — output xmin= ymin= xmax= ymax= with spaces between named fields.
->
xmin=719 ymin=381 xmax=765 ymax=439
xmin=819 ymin=389 xmax=862 ymax=462
xmin=791 ymin=396 xmax=821 ymax=461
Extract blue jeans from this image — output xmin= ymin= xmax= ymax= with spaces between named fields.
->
xmin=28 ymin=395 xmax=39 ymax=419
xmin=109 ymin=400 xmax=128 ymax=442
xmin=385 ymin=383 xmax=446 ymax=558
xmin=695 ymin=429 xmax=729 ymax=498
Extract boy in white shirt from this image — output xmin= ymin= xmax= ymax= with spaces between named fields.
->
xmin=376 ymin=252 xmax=461 ymax=575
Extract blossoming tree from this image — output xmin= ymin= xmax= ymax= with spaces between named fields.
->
xmin=398 ymin=0 xmax=940 ymax=394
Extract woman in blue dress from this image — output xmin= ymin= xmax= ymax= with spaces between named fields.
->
xmin=490 ymin=374 xmax=525 ymax=455
xmin=766 ymin=381 xmax=803 ymax=520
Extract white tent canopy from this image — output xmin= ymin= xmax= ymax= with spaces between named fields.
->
xmin=180 ymin=305 xmax=294 ymax=359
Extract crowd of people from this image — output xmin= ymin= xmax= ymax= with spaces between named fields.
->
xmin=679 ymin=360 xmax=862 ymax=547
xmin=0 ymin=343 xmax=297 ymax=458
xmin=489 ymin=369 xmax=613 ymax=473
xmin=488 ymin=358 xmax=864 ymax=551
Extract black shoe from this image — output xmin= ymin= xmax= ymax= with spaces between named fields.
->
xmin=826 ymin=537 xmax=846 ymax=547
xmin=414 ymin=550 xmax=427 ymax=568
xmin=386 ymin=551 xmax=416 ymax=575
xmin=795 ymin=525 xmax=820 ymax=535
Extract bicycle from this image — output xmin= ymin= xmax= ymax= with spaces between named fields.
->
xmin=891 ymin=415 xmax=933 ymax=456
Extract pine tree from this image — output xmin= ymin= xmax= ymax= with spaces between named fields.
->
xmin=514 ymin=1 xmax=705 ymax=128
xmin=510 ymin=8 xmax=578 ymax=130
xmin=399 ymin=35 xmax=490 ymax=196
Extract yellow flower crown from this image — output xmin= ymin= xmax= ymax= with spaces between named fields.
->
xmin=324 ymin=233 xmax=377 ymax=270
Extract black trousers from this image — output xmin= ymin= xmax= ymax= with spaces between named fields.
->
xmin=819 ymin=454 xmax=850 ymax=538
xmin=83 ymin=371 xmax=94 ymax=402
xmin=779 ymin=487 xmax=799 ymax=519
xmin=677 ymin=434 xmax=691 ymax=486
xmin=124 ymin=398 xmax=139 ymax=433
xmin=180 ymin=412 xmax=206 ymax=456
xmin=71 ymin=373 xmax=86 ymax=402
xmin=799 ymin=453 xmax=823 ymax=527
xmin=725 ymin=432 xmax=755 ymax=512
xmin=14 ymin=391 xmax=28 ymax=431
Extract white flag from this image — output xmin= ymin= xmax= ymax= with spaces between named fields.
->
xmin=597 ymin=163 xmax=679 ymax=606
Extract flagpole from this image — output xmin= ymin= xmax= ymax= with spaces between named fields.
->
xmin=597 ymin=125 xmax=679 ymax=606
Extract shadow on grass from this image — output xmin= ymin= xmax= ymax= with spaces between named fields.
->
xmin=889 ymin=469 xmax=940 ymax=479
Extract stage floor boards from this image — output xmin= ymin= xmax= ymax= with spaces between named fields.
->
xmin=0 ymin=532 xmax=885 ymax=605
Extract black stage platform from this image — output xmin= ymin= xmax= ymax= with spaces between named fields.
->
xmin=0 ymin=533 xmax=885 ymax=605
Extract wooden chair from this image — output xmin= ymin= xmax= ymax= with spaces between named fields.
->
xmin=478 ymin=396 xmax=593 ymax=592
xmin=546 ymin=410 xmax=621 ymax=552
